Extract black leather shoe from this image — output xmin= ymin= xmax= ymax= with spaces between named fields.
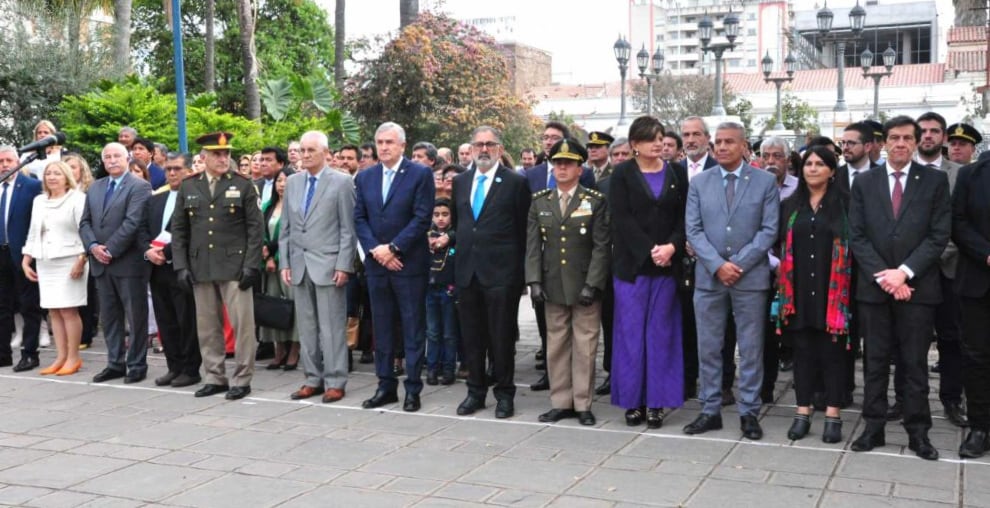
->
xmin=787 ymin=414 xmax=811 ymax=440
xmin=170 ymin=374 xmax=201 ymax=388
xmin=943 ymin=402 xmax=969 ymax=428
xmin=683 ymin=413 xmax=723 ymax=435
xmin=851 ymin=427 xmax=885 ymax=452
xmin=439 ymin=372 xmax=455 ymax=385
xmin=226 ymin=385 xmax=251 ymax=400
xmin=578 ymin=411 xmax=596 ymax=426
xmin=625 ymin=407 xmax=645 ymax=426
xmin=124 ymin=372 xmax=146 ymax=384
xmin=885 ymin=402 xmax=903 ymax=422
xmin=530 ymin=374 xmax=550 ymax=391
xmin=721 ymin=391 xmax=736 ymax=407
xmin=594 ymin=375 xmax=611 ymax=396
xmin=740 ymin=414 xmax=763 ymax=440
xmin=495 ymin=399 xmax=514 ymax=419
xmin=908 ymin=435 xmax=939 ymax=461
xmin=195 ymin=384 xmax=230 ymax=397
xmin=426 ymin=370 xmax=439 ymax=386
xmin=13 ymin=356 xmax=39 ymax=372
xmin=155 ymin=371 xmax=179 ymax=386
xmin=959 ymin=429 xmax=990 ymax=459
xmin=647 ymin=408 xmax=664 ymax=429
xmin=456 ymin=396 xmax=485 ymax=415
xmin=362 ymin=390 xmax=399 ymax=409
xmin=538 ymin=408 xmax=577 ymax=423
xmin=822 ymin=417 xmax=843 ymax=444
xmin=403 ymin=393 xmax=421 ymax=412
xmin=92 ymin=367 xmax=126 ymax=383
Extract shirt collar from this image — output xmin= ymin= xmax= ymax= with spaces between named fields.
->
xmin=915 ymin=153 xmax=942 ymax=168
xmin=886 ymin=162 xmax=912 ymax=177
xmin=382 ymin=157 xmax=403 ymax=174
xmin=719 ymin=161 xmax=744 ymax=178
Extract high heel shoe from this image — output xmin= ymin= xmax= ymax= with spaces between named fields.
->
xmin=787 ymin=414 xmax=811 ymax=440
xmin=822 ymin=417 xmax=843 ymax=444
xmin=646 ymin=408 xmax=664 ymax=429
xmin=39 ymin=362 xmax=66 ymax=375
xmin=55 ymin=361 xmax=82 ymax=376
xmin=266 ymin=355 xmax=287 ymax=370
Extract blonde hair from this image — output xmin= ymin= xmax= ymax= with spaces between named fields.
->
xmin=34 ymin=120 xmax=57 ymax=139
xmin=41 ymin=161 xmax=77 ymax=196
xmin=62 ymin=154 xmax=94 ymax=192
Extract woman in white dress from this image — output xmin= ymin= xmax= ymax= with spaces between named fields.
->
xmin=21 ymin=161 xmax=88 ymax=375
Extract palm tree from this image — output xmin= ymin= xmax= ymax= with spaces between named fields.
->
xmin=236 ymin=0 xmax=261 ymax=119
xmin=205 ymin=0 xmax=216 ymax=93
xmin=112 ymin=0 xmax=132 ymax=74
xmin=334 ymin=0 xmax=345 ymax=90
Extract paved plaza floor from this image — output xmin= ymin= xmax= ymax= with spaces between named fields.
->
xmin=0 ymin=296 xmax=986 ymax=507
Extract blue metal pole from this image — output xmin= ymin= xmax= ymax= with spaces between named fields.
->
xmin=171 ymin=0 xmax=188 ymax=152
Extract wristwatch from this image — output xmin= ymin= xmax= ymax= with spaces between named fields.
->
xmin=388 ymin=243 xmax=401 ymax=255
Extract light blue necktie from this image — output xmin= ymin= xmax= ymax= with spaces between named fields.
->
xmin=472 ymin=174 xmax=487 ymax=220
xmin=303 ymin=176 xmax=316 ymax=215
xmin=547 ymin=169 xmax=556 ymax=189
xmin=382 ymin=169 xmax=395 ymax=202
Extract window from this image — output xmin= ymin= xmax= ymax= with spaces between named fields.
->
xmin=748 ymin=13 xmax=756 ymax=21
xmin=747 ymin=59 xmax=756 ymax=67
xmin=747 ymin=28 xmax=756 ymax=36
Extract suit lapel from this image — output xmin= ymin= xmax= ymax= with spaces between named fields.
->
xmin=895 ymin=163 xmax=925 ymax=224
xmin=305 ymin=169 xmax=332 ymax=222
xmin=726 ymin=166 xmax=751 ymax=218
xmin=876 ymin=165 xmax=895 ymax=222
xmin=383 ymin=159 xmax=407 ymax=208
xmin=101 ymin=173 xmax=126 ymax=218
xmin=477 ymin=166 xmax=504 ymax=219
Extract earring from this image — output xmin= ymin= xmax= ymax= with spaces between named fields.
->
xmin=633 ymin=149 xmax=640 ymax=157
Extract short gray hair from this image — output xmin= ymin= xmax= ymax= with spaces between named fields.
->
xmin=471 ymin=125 xmax=502 ymax=143
xmin=0 ymin=145 xmax=16 ymax=156
xmin=375 ymin=122 xmax=406 ymax=142
xmin=680 ymin=116 xmax=710 ymax=135
xmin=760 ymin=136 xmax=790 ymax=158
xmin=301 ymin=130 xmax=329 ymax=149
xmin=715 ymin=121 xmax=746 ymax=140
xmin=119 ymin=126 xmax=137 ymax=136
xmin=609 ymin=137 xmax=629 ymax=152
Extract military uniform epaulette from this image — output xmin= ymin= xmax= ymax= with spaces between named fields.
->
xmin=580 ymin=188 xmax=604 ymax=200
xmin=152 ymin=184 xmax=171 ymax=195
xmin=533 ymin=188 xmax=554 ymax=199
xmin=183 ymin=172 xmax=202 ymax=181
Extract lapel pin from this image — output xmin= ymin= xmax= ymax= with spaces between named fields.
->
xmin=495 ymin=177 xmax=502 ymax=183
xmin=914 ymin=175 xmax=920 ymax=180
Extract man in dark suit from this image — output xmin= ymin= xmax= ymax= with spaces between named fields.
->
xmin=79 ymin=142 xmax=153 ymax=383
xmin=0 ymin=146 xmax=42 ymax=371
xmin=353 ymin=122 xmax=434 ymax=412
xmin=256 ymin=146 xmax=286 ymax=208
xmin=452 ymin=125 xmax=531 ymax=418
xmin=143 ymin=152 xmax=201 ymax=388
xmin=130 ymin=137 xmax=166 ymax=189
xmin=849 ymin=116 xmax=951 ymax=461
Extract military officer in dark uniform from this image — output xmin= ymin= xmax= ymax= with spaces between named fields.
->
xmin=947 ymin=123 xmax=982 ymax=166
xmin=171 ymin=132 xmax=264 ymax=401
xmin=585 ymin=131 xmax=614 ymax=183
xmin=526 ymin=139 xmax=610 ymax=426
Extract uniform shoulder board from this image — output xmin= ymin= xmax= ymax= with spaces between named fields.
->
xmin=583 ymin=188 xmax=604 ymax=199
xmin=152 ymin=185 xmax=171 ymax=196
xmin=533 ymin=188 xmax=553 ymax=199
xmin=182 ymin=172 xmax=201 ymax=181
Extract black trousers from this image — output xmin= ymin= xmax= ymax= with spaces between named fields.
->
xmin=791 ymin=328 xmax=846 ymax=408
xmin=150 ymin=274 xmax=201 ymax=377
xmin=934 ymin=273 xmax=964 ymax=404
xmin=0 ymin=250 xmax=41 ymax=360
xmin=458 ymin=276 xmax=520 ymax=401
xmin=601 ymin=274 xmax=615 ymax=373
xmin=80 ymin=274 xmax=99 ymax=346
xmin=860 ymin=301 xmax=934 ymax=433
xmin=678 ymin=287 xmax=699 ymax=390
xmin=960 ymin=294 xmax=990 ymax=430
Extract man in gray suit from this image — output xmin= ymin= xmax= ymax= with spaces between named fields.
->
xmin=79 ymin=142 xmax=152 ymax=383
xmin=683 ymin=122 xmax=779 ymax=440
xmin=280 ymin=131 xmax=356 ymax=404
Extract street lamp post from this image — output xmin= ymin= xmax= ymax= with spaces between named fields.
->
xmin=698 ymin=8 xmax=740 ymax=116
xmin=817 ymin=1 xmax=866 ymax=112
xmin=614 ymin=35 xmax=632 ymax=126
xmin=636 ymin=44 xmax=665 ymax=116
xmin=761 ymin=51 xmax=797 ymax=131
xmin=861 ymin=44 xmax=897 ymax=119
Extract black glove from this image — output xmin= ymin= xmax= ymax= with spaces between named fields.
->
xmin=578 ymin=285 xmax=599 ymax=306
xmin=529 ymin=283 xmax=547 ymax=304
xmin=176 ymin=269 xmax=195 ymax=293
xmin=238 ymin=267 xmax=260 ymax=290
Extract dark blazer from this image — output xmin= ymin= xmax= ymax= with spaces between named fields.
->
xmin=148 ymin=162 xmax=166 ymax=189
xmin=608 ymin=159 xmax=687 ymax=281
xmin=79 ymin=172 xmax=152 ymax=278
xmin=952 ymin=160 xmax=990 ymax=298
xmin=525 ymin=162 xmax=596 ymax=193
xmin=836 ymin=161 xmax=879 ymax=199
xmin=452 ymin=164 xmax=530 ymax=288
xmin=3 ymin=174 xmax=42 ymax=263
xmin=353 ymin=157 xmax=435 ymax=278
xmin=144 ymin=190 xmax=176 ymax=285
xmin=849 ymin=162 xmax=951 ymax=305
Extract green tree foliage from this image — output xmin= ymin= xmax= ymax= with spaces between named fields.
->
xmin=758 ymin=92 xmax=818 ymax=135
xmin=632 ymin=74 xmax=739 ymax=127
xmin=344 ymin=13 xmax=541 ymax=159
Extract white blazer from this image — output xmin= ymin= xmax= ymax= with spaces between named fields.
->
xmin=22 ymin=188 xmax=87 ymax=261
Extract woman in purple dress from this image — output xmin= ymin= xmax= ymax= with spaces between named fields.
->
xmin=607 ymin=116 xmax=688 ymax=428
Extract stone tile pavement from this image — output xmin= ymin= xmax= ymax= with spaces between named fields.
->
xmin=0 ymin=295 xmax=986 ymax=507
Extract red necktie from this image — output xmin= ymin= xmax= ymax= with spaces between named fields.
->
xmin=891 ymin=171 xmax=904 ymax=218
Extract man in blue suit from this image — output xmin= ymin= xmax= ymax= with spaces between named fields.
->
xmin=0 ymin=146 xmax=43 ymax=371
xmin=354 ymin=122 xmax=435 ymax=412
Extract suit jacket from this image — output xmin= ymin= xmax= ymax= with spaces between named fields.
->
xmin=353 ymin=157 xmax=434 ymax=278
xmin=685 ymin=163 xmax=779 ymax=291
xmin=280 ymin=168 xmax=356 ymax=285
xmin=836 ymin=160 xmax=879 ymax=199
xmin=1 ymin=173 xmax=42 ymax=263
xmin=938 ymin=159 xmax=962 ymax=278
xmin=22 ymin=189 xmax=86 ymax=261
xmin=678 ymin=154 xmax=719 ymax=176
xmin=849 ymin=162 xmax=951 ymax=305
xmin=143 ymin=190 xmax=178 ymax=285
xmin=452 ymin=164 xmax=531 ymax=288
xmin=525 ymin=162 xmax=596 ymax=193
xmin=79 ymin=172 xmax=152 ymax=278
xmin=608 ymin=159 xmax=687 ymax=281
xmin=148 ymin=162 xmax=166 ymax=190
xmin=952 ymin=160 xmax=990 ymax=298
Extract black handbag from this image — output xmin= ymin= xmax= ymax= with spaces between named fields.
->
xmin=254 ymin=273 xmax=294 ymax=331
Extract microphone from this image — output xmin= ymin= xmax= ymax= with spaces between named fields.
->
xmin=18 ymin=132 xmax=67 ymax=154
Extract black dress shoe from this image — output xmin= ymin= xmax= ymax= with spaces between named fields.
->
xmin=959 ymin=429 xmax=990 ymax=459
xmin=226 ymin=385 xmax=251 ymax=400
xmin=362 ymin=390 xmax=399 ymax=409
xmin=908 ymin=436 xmax=939 ymax=461
xmin=943 ymin=402 xmax=969 ymax=428
xmin=155 ymin=372 xmax=179 ymax=386
xmin=740 ymin=414 xmax=763 ymax=440
xmin=822 ymin=417 xmax=843 ymax=444
xmin=195 ymin=384 xmax=230 ymax=397
xmin=721 ymin=391 xmax=736 ymax=407
xmin=92 ymin=367 xmax=126 ymax=383
xmin=886 ymin=402 xmax=903 ymax=421
xmin=426 ymin=370 xmax=439 ymax=386
xmin=683 ymin=413 xmax=723 ymax=435
xmin=578 ymin=411 xmax=596 ymax=426
xmin=851 ymin=427 xmax=885 ymax=452
xmin=530 ymin=374 xmax=549 ymax=391
xmin=625 ymin=407 xmax=645 ymax=426
xmin=170 ymin=374 xmax=201 ymax=388
xmin=495 ymin=399 xmax=514 ymax=419
xmin=646 ymin=408 xmax=664 ymax=429
xmin=456 ymin=396 xmax=485 ymax=415
xmin=594 ymin=375 xmax=611 ymax=396
xmin=403 ymin=393 xmax=421 ymax=412
xmin=0 ymin=356 xmax=12 ymax=367
xmin=439 ymin=372 xmax=455 ymax=385
xmin=13 ymin=356 xmax=39 ymax=372
xmin=538 ymin=408 xmax=577 ymax=423
xmin=787 ymin=414 xmax=811 ymax=440
xmin=359 ymin=351 xmax=374 ymax=364
xmin=124 ymin=372 xmax=146 ymax=384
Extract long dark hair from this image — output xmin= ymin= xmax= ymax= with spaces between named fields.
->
xmin=780 ymin=145 xmax=847 ymax=238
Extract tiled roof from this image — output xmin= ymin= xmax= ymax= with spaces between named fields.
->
xmin=948 ymin=50 xmax=988 ymax=72
xmin=947 ymin=26 xmax=988 ymax=44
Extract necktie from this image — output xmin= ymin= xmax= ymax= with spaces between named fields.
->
xmin=891 ymin=171 xmax=904 ymax=218
xmin=850 ymin=170 xmax=859 ymax=189
xmin=382 ymin=169 xmax=395 ymax=202
xmin=0 ymin=182 xmax=8 ymax=245
xmin=208 ymin=176 xmax=216 ymax=195
xmin=547 ymin=166 xmax=557 ymax=189
xmin=103 ymin=179 xmax=116 ymax=212
xmin=304 ymin=176 xmax=317 ymax=216
xmin=559 ymin=190 xmax=570 ymax=216
xmin=690 ymin=162 xmax=700 ymax=174
xmin=472 ymin=174 xmax=488 ymax=220
xmin=725 ymin=173 xmax=737 ymax=209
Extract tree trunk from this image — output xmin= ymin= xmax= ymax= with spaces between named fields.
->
xmin=112 ymin=0 xmax=132 ymax=75
xmin=205 ymin=0 xmax=215 ymax=93
xmin=236 ymin=0 xmax=260 ymax=119
xmin=334 ymin=0 xmax=345 ymax=90
xmin=399 ymin=0 xmax=418 ymax=29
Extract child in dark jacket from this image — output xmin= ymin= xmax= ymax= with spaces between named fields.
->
xmin=425 ymin=198 xmax=458 ymax=385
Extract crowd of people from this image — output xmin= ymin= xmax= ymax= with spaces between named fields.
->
xmin=1 ymin=111 xmax=989 ymax=461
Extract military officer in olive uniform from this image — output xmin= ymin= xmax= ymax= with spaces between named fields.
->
xmin=526 ymin=139 xmax=610 ymax=426
xmin=584 ymin=131 xmax=614 ymax=183
xmin=171 ymin=132 xmax=264 ymax=401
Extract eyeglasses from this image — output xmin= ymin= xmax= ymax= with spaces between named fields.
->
xmin=471 ymin=141 xmax=500 ymax=150
xmin=541 ymin=135 xmax=563 ymax=142
xmin=164 ymin=166 xmax=185 ymax=172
